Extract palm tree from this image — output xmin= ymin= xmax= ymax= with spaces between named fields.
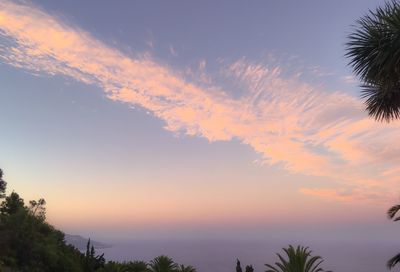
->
xmin=265 ymin=245 xmax=331 ymax=272
xmin=177 ymin=264 xmax=196 ymax=272
xmin=346 ymin=1 xmax=400 ymax=121
xmin=149 ymin=256 xmax=178 ymax=272
xmin=101 ymin=261 xmax=126 ymax=272
xmin=387 ymin=204 xmax=400 ymax=269
xmin=124 ymin=261 xmax=150 ymax=272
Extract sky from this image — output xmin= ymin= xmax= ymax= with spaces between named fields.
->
xmin=1 ymin=0 xmax=399 ymax=242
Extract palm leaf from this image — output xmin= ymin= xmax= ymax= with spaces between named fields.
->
xmin=387 ymin=204 xmax=400 ymax=219
xmin=346 ymin=0 xmax=400 ymax=121
xmin=388 ymin=253 xmax=400 ymax=269
xmin=264 ymin=245 xmax=330 ymax=272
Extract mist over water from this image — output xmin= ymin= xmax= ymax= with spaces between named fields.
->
xmin=98 ymin=239 xmax=399 ymax=272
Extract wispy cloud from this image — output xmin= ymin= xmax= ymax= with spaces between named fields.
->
xmin=309 ymin=65 xmax=335 ymax=77
xmin=1 ymin=0 xmax=400 ymax=204
xmin=342 ymin=75 xmax=358 ymax=84
xmin=169 ymin=44 xmax=177 ymax=57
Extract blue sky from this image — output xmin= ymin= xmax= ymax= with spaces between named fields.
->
xmin=1 ymin=0 xmax=399 ymax=242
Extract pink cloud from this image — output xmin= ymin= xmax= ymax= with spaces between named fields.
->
xmin=1 ymin=0 xmax=400 ymax=204
xmin=299 ymin=188 xmax=356 ymax=202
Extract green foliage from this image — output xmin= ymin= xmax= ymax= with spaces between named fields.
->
xmin=124 ymin=261 xmax=150 ymax=272
xmin=28 ymin=198 xmax=46 ymax=220
xmin=100 ymin=261 xmax=125 ymax=272
xmin=0 ymin=168 xmax=85 ymax=271
xmin=346 ymin=1 xmax=400 ymax=121
xmin=83 ymin=239 xmax=105 ymax=271
xmin=100 ymin=258 xmax=197 ymax=272
xmin=0 ymin=168 xmax=193 ymax=272
xmin=0 ymin=192 xmax=24 ymax=215
xmin=101 ymin=260 xmax=150 ymax=272
xmin=177 ymin=264 xmax=196 ymax=272
xmin=0 ymin=196 xmax=85 ymax=271
xmin=149 ymin=255 xmax=178 ymax=272
xmin=265 ymin=245 xmax=331 ymax=272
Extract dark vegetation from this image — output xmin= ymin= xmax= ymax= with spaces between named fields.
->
xmin=346 ymin=1 xmax=400 ymax=269
xmin=3 ymin=0 xmax=400 ymax=270
xmin=236 ymin=245 xmax=331 ymax=272
xmin=4 ymin=1 xmax=400 ymax=269
xmin=0 ymin=169 xmax=196 ymax=272
xmin=236 ymin=259 xmax=254 ymax=272
xmin=346 ymin=0 xmax=400 ymax=122
xmin=387 ymin=204 xmax=400 ymax=269
xmin=0 ymin=167 xmax=334 ymax=272
xmin=264 ymin=245 xmax=331 ymax=272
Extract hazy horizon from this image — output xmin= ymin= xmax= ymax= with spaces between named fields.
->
xmin=96 ymin=239 xmax=400 ymax=272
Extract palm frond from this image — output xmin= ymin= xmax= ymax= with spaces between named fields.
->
xmin=387 ymin=253 xmax=400 ymax=269
xmin=346 ymin=0 xmax=400 ymax=121
xmin=387 ymin=204 xmax=400 ymax=219
xmin=264 ymin=245 xmax=330 ymax=272
xmin=361 ymin=82 xmax=400 ymax=121
xmin=149 ymin=256 xmax=178 ymax=272
xmin=265 ymin=263 xmax=281 ymax=272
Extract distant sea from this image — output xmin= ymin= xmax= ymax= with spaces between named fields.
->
xmin=98 ymin=239 xmax=399 ymax=272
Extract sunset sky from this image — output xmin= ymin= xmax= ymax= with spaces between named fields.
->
xmin=1 ymin=0 xmax=399 ymax=242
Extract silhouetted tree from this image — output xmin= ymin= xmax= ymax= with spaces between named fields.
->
xmin=0 ymin=191 xmax=83 ymax=270
xmin=177 ymin=264 xmax=196 ymax=272
xmin=0 ymin=169 xmax=197 ymax=272
xmin=0 ymin=169 xmax=6 ymax=199
xmin=236 ymin=259 xmax=253 ymax=272
xmin=83 ymin=239 xmax=105 ymax=272
xmin=101 ymin=260 xmax=150 ymax=272
xmin=265 ymin=245 xmax=331 ymax=272
xmin=236 ymin=259 xmax=243 ymax=272
xmin=126 ymin=261 xmax=150 ymax=272
xmin=0 ymin=192 xmax=24 ymax=215
xmin=387 ymin=204 xmax=400 ymax=269
xmin=29 ymin=198 xmax=46 ymax=220
xmin=346 ymin=1 xmax=400 ymax=121
xmin=149 ymin=256 xmax=178 ymax=272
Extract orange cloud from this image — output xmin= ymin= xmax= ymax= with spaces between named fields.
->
xmin=1 ymin=0 xmax=400 ymax=204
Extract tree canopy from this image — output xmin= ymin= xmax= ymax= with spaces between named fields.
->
xmin=265 ymin=245 xmax=331 ymax=272
xmin=346 ymin=0 xmax=400 ymax=121
xmin=0 ymin=168 xmax=196 ymax=272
